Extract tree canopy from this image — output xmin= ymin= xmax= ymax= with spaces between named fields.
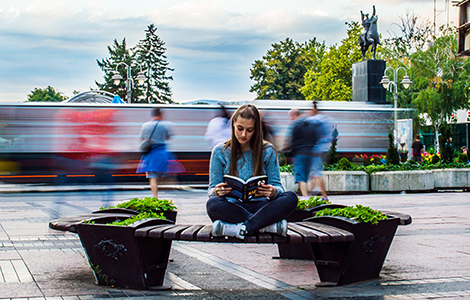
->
xmin=302 ymin=22 xmax=374 ymax=101
xmin=135 ymin=24 xmax=174 ymax=104
xmin=249 ymin=38 xmax=326 ymax=100
xmin=27 ymin=86 xmax=68 ymax=102
xmin=96 ymin=24 xmax=173 ymax=104
xmin=410 ymin=26 xmax=470 ymax=151
xmin=96 ymin=38 xmax=138 ymax=101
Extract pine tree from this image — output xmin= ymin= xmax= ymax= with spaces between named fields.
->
xmin=386 ymin=131 xmax=400 ymax=165
xmin=96 ymin=38 xmax=141 ymax=102
xmin=326 ymin=126 xmax=340 ymax=165
xmin=135 ymin=24 xmax=174 ymax=104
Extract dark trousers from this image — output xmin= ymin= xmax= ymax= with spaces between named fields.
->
xmin=206 ymin=191 xmax=298 ymax=234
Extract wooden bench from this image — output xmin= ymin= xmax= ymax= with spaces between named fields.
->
xmin=49 ymin=210 xmax=411 ymax=289
xmin=134 ymin=221 xmax=354 ymax=244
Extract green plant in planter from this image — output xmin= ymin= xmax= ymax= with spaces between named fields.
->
xmin=430 ymin=153 xmax=440 ymax=164
xmin=102 ymin=197 xmax=177 ymax=213
xmin=279 ymin=164 xmax=294 ymax=174
xmin=109 ymin=212 xmax=166 ymax=226
xmin=314 ymin=204 xmax=387 ymax=225
xmin=297 ymin=196 xmax=330 ymax=210
xmin=337 ymin=157 xmax=352 ymax=170
xmin=456 ymin=152 xmax=468 ymax=164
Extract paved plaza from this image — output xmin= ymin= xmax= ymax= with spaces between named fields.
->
xmin=0 ymin=184 xmax=469 ymax=299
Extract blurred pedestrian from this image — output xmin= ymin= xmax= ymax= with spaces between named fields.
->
xmin=283 ymin=108 xmax=318 ymax=199
xmin=205 ymin=105 xmax=232 ymax=149
xmin=308 ymin=101 xmax=335 ymax=201
xmin=137 ymin=107 xmax=184 ymax=198
xmin=260 ymin=110 xmax=275 ymax=145
xmin=461 ymin=146 xmax=468 ymax=155
xmin=412 ymin=135 xmax=424 ymax=162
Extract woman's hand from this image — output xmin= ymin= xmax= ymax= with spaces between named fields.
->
xmin=214 ymin=183 xmax=231 ymax=197
xmin=257 ymin=183 xmax=276 ymax=198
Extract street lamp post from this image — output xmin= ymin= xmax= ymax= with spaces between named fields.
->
xmin=379 ymin=67 xmax=412 ymax=145
xmin=111 ymin=62 xmax=146 ymax=103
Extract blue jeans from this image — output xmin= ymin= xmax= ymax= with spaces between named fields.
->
xmin=309 ymin=154 xmax=325 ymax=177
xmin=206 ymin=191 xmax=298 ymax=234
xmin=294 ymin=154 xmax=313 ymax=183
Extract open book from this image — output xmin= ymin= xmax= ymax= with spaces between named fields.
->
xmin=223 ymin=174 xmax=268 ymax=202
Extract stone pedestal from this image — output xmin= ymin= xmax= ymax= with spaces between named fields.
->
xmin=352 ymin=60 xmax=386 ymax=104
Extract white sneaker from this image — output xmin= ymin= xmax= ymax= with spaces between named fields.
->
xmin=258 ymin=219 xmax=287 ymax=237
xmin=211 ymin=220 xmax=246 ymax=239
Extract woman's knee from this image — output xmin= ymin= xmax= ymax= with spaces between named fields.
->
xmin=206 ymin=196 xmax=225 ymax=217
xmin=282 ymin=191 xmax=299 ymax=209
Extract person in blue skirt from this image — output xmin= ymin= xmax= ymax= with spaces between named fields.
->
xmin=137 ymin=107 xmax=183 ymax=198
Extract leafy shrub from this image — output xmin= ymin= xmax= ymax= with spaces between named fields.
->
xmin=314 ymin=204 xmax=388 ymax=224
xmin=456 ymin=153 xmax=468 ymax=164
xmin=430 ymin=154 xmax=440 ymax=164
xmin=102 ymin=197 xmax=177 ymax=213
xmin=337 ymin=157 xmax=352 ymax=170
xmin=279 ymin=164 xmax=294 ymax=173
xmin=297 ymin=196 xmax=329 ymax=210
xmin=108 ymin=212 xmax=166 ymax=226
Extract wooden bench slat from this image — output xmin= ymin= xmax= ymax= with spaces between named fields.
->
xmin=179 ymin=225 xmax=205 ymax=241
xmin=298 ymin=221 xmax=354 ymax=242
xmin=197 ymin=225 xmax=213 ymax=241
xmin=148 ymin=225 xmax=177 ymax=239
xmin=286 ymin=229 xmax=303 ymax=243
xmin=294 ymin=223 xmax=334 ymax=242
xmin=135 ymin=225 xmax=156 ymax=237
xmin=381 ymin=210 xmax=412 ymax=225
xmin=257 ymin=233 xmax=274 ymax=243
xmin=272 ymin=234 xmax=289 ymax=244
xmin=287 ymin=223 xmax=321 ymax=243
xmin=162 ymin=225 xmax=192 ymax=240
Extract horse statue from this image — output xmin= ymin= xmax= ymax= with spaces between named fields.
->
xmin=358 ymin=5 xmax=381 ymax=60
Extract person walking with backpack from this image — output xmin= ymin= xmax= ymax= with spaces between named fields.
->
xmin=308 ymin=101 xmax=335 ymax=201
xmin=282 ymin=108 xmax=318 ymax=200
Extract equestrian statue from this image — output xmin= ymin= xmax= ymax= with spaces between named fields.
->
xmin=358 ymin=5 xmax=380 ymax=60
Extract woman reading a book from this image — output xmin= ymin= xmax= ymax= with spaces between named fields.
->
xmin=206 ymin=104 xmax=298 ymax=239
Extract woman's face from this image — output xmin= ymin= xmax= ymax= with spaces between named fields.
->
xmin=233 ymin=117 xmax=255 ymax=150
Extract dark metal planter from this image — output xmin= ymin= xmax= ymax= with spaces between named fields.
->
xmin=278 ymin=204 xmax=347 ymax=259
xmin=306 ymin=215 xmax=400 ymax=286
xmin=77 ymin=215 xmax=174 ymax=290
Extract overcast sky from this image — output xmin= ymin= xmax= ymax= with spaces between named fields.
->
xmin=0 ymin=0 xmax=458 ymax=103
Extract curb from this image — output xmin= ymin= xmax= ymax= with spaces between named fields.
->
xmin=0 ymin=184 xmax=208 ymax=194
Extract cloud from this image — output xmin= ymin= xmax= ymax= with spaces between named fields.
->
xmin=0 ymin=0 xmax=460 ymax=103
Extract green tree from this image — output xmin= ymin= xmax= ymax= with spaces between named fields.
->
xmin=302 ymin=22 xmax=375 ymax=101
xmin=386 ymin=131 xmax=400 ymax=165
xmin=326 ymin=126 xmax=340 ymax=165
xmin=27 ymin=86 xmax=68 ymax=102
xmin=381 ymin=11 xmax=433 ymax=64
xmin=249 ymin=37 xmax=326 ymax=100
xmin=410 ymin=26 xmax=470 ymax=152
xmin=96 ymin=38 xmax=140 ymax=102
xmin=135 ymin=24 xmax=174 ymax=104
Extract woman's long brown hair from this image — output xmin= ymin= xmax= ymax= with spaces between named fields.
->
xmin=223 ymin=104 xmax=267 ymax=176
